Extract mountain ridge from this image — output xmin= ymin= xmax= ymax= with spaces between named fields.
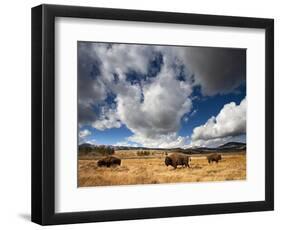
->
xmin=79 ymin=141 xmax=246 ymax=154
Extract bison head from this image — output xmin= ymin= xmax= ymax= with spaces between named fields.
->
xmin=97 ymin=160 xmax=106 ymax=167
xmin=165 ymin=156 xmax=172 ymax=166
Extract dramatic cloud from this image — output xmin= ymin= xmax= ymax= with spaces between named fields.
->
xmin=179 ymin=47 xmax=246 ymax=96
xmin=78 ymin=42 xmax=246 ymax=147
xmin=115 ymin=61 xmax=192 ymax=139
xmin=191 ymin=98 xmax=246 ymax=142
xmin=78 ymin=43 xmax=158 ymax=125
xmin=78 ymin=43 xmax=194 ymax=146
xmin=92 ymin=107 xmax=121 ymax=130
xmin=78 ymin=103 xmax=98 ymax=126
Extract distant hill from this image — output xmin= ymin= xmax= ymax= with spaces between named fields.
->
xmin=79 ymin=143 xmax=93 ymax=149
xmin=79 ymin=141 xmax=246 ymax=155
xmin=181 ymin=142 xmax=246 ymax=154
xmin=218 ymin=142 xmax=246 ymax=150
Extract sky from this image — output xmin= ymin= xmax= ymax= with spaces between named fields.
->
xmin=78 ymin=42 xmax=246 ymax=148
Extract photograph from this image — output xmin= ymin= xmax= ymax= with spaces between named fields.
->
xmin=77 ymin=42 xmax=247 ymax=187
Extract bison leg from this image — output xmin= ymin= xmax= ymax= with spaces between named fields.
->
xmin=172 ymin=162 xmax=178 ymax=169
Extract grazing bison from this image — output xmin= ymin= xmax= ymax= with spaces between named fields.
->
xmin=97 ymin=156 xmax=121 ymax=167
xmin=165 ymin=153 xmax=190 ymax=169
xmin=207 ymin=153 xmax=222 ymax=164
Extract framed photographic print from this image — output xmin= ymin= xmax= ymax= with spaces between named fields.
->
xmin=31 ymin=4 xmax=274 ymax=225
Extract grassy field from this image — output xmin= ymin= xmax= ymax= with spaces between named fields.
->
xmin=78 ymin=150 xmax=246 ymax=187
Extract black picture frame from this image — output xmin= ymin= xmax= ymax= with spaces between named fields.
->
xmin=31 ymin=4 xmax=274 ymax=225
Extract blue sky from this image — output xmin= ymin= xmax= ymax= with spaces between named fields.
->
xmin=78 ymin=42 xmax=246 ymax=148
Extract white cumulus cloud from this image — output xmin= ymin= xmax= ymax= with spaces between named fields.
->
xmin=128 ymin=133 xmax=189 ymax=149
xmin=92 ymin=107 xmax=121 ymax=130
xmin=79 ymin=129 xmax=91 ymax=138
xmin=191 ymin=98 xmax=246 ymax=142
xmin=115 ymin=61 xmax=192 ymax=140
xmin=114 ymin=141 xmax=139 ymax=147
xmin=79 ymin=129 xmax=92 ymax=144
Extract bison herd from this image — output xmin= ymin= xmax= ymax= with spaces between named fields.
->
xmin=97 ymin=153 xmax=222 ymax=169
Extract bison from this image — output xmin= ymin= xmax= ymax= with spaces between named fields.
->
xmin=207 ymin=153 xmax=222 ymax=164
xmin=97 ymin=156 xmax=121 ymax=167
xmin=165 ymin=153 xmax=190 ymax=169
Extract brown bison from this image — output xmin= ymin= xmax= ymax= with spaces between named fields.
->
xmin=97 ymin=156 xmax=121 ymax=167
xmin=207 ymin=153 xmax=222 ymax=164
xmin=165 ymin=153 xmax=190 ymax=169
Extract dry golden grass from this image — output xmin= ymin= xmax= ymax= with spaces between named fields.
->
xmin=78 ymin=151 xmax=246 ymax=187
